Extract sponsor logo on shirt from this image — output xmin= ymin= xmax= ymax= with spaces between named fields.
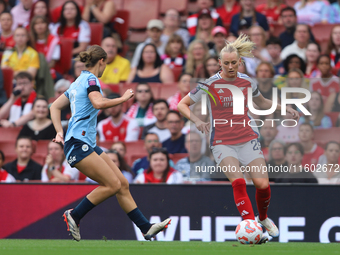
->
xmin=88 ymin=78 xmax=97 ymax=86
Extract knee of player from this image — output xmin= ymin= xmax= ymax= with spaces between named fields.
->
xmin=108 ymin=178 xmax=122 ymax=195
xmin=253 ymin=179 xmax=269 ymax=189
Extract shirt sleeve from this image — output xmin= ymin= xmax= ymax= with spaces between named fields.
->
xmin=188 ymin=81 xmax=209 ymax=103
xmin=63 ymin=164 xmax=80 ymax=180
xmin=78 ymin=21 xmax=91 ymax=43
xmin=167 ymin=171 xmax=183 ymax=184
xmin=41 ymin=165 xmax=49 ymax=182
xmin=125 ymin=119 xmax=140 ymax=142
xmin=52 ymin=44 xmax=61 ymax=61
xmin=248 ymin=77 xmax=261 ymax=97
xmin=86 ymin=75 xmax=101 ymax=94
xmin=133 ymin=173 xmax=145 ymax=183
xmin=30 ymin=50 xmax=40 ymax=69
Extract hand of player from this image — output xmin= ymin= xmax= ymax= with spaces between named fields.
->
xmin=195 ymin=120 xmax=210 ymax=135
xmin=122 ymin=89 xmax=134 ymax=102
xmin=286 ymin=107 xmax=300 ymax=121
xmin=53 ymin=132 xmax=64 ymax=146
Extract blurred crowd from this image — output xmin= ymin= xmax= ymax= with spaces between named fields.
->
xmin=0 ymin=0 xmax=340 ymax=184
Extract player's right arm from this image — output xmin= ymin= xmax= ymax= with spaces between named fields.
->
xmin=88 ymin=89 xmax=134 ymax=109
xmin=177 ymin=84 xmax=210 ymax=135
xmin=50 ymin=94 xmax=70 ymax=145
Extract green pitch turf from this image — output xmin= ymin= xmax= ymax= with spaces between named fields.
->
xmin=1 ymin=240 xmax=339 ymax=255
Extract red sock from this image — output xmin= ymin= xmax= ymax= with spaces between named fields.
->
xmin=256 ymin=185 xmax=271 ymax=221
xmin=232 ymin=178 xmax=255 ymax=220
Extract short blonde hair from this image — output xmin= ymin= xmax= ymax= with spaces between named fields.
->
xmin=219 ymin=33 xmax=256 ymax=60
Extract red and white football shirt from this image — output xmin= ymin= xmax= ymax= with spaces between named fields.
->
xmin=50 ymin=20 xmax=91 ymax=43
xmin=302 ymin=143 xmax=324 ymax=168
xmin=310 ymin=76 xmax=340 ymax=101
xmin=97 ymin=114 xmax=140 ymax=142
xmin=189 ymin=72 xmax=261 ymax=146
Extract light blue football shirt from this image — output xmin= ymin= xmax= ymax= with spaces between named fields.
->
xmin=64 ymin=70 xmax=102 ymax=147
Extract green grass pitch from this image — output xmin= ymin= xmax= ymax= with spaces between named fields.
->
xmin=1 ymin=240 xmax=339 ymax=255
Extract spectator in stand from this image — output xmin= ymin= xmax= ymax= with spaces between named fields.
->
xmin=3 ymin=136 xmax=42 ymax=181
xmin=72 ymin=60 xmax=85 ymax=80
xmin=279 ymin=7 xmax=315 ymax=49
xmin=274 ymin=54 xmax=306 ymax=89
xmin=53 ymin=79 xmax=71 ymax=128
xmin=187 ymin=0 xmax=223 ymax=37
xmin=134 ymin=148 xmax=183 ymax=184
xmin=209 ymin=26 xmax=227 ymax=57
xmin=260 ymin=120 xmax=278 ymax=162
xmin=110 ymin=141 xmax=127 ymax=159
xmin=127 ymin=44 xmax=174 ymax=84
xmin=0 ymin=69 xmax=6 ymax=107
xmin=142 ymin=99 xmax=171 ymax=142
xmin=310 ymin=55 xmax=340 ymax=101
xmin=25 ymin=0 xmax=51 ymax=29
xmin=0 ymin=72 xmax=36 ymax=128
xmin=126 ymin=83 xmax=156 ymax=127
xmin=256 ymin=62 xmax=276 ymax=100
xmin=294 ymin=0 xmax=330 ymax=26
xmin=41 ymin=141 xmax=79 ymax=182
xmin=100 ymin=37 xmax=130 ymax=84
xmin=267 ymin=139 xmax=287 ymax=182
xmin=255 ymin=0 xmax=286 ymax=26
xmin=11 ymin=0 xmax=34 ymax=29
xmin=17 ymin=98 xmax=56 ymax=141
xmin=1 ymin=27 xmax=40 ymax=79
xmin=299 ymin=91 xmax=332 ymax=129
xmin=266 ymin=37 xmax=284 ymax=75
xmin=30 ymin=16 xmax=60 ymax=80
xmin=88 ymin=149 xmax=134 ymax=183
xmin=168 ymin=73 xmax=192 ymax=111
xmin=161 ymin=34 xmax=186 ymax=71
xmin=285 ymin=69 xmax=309 ymax=99
xmin=244 ymin=25 xmax=271 ymax=77
xmin=331 ymin=1 xmax=340 ymax=23
xmin=162 ymin=110 xmax=187 ymax=154
xmin=203 ymin=56 xmax=220 ymax=78
xmin=190 ymin=9 xmax=215 ymax=49
xmin=280 ymin=24 xmax=310 ymax=62
xmin=131 ymin=19 xmax=166 ymax=68
xmin=298 ymin=123 xmax=324 ymax=167
xmin=0 ymin=12 xmax=15 ymax=51
xmin=275 ymin=105 xmax=300 ymax=143
xmin=315 ymin=141 xmax=340 ymax=184
xmin=97 ymin=93 xmax=140 ymax=142
xmin=216 ymin=0 xmax=241 ymax=25
xmin=51 ymin=1 xmax=91 ymax=57
xmin=175 ymin=132 xmax=214 ymax=181
xmin=0 ymin=150 xmax=16 ymax=182
xmin=325 ymin=90 xmax=340 ymax=113
xmin=82 ymin=0 xmax=116 ymax=38
xmin=305 ymin=42 xmax=321 ymax=78
xmin=326 ymin=25 xmax=340 ymax=68
xmin=275 ymin=142 xmax=317 ymax=183
xmin=161 ymin=9 xmax=190 ymax=48
xmin=0 ymin=0 xmax=9 ymax=14
xmin=132 ymin=133 xmax=174 ymax=175
xmin=185 ymin=39 xmax=210 ymax=78
xmin=230 ymin=0 xmax=269 ymax=37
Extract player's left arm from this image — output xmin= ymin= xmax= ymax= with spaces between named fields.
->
xmin=252 ymin=94 xmax=300 ymax=121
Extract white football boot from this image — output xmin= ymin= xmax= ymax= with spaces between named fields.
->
xmin=143 ymin=218 xmax=171 ymax=240
xmin=63 ymin=209 xmax=81 ymax=241
xmin=257 ymin=216 xmax=279 ymax=238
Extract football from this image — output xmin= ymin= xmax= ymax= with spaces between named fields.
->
xmin=235 ymin=219 xmax=263 ymax=244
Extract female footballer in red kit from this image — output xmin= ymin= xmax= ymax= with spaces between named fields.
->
xmin=178 ymin=34 xmax=300 ymax=243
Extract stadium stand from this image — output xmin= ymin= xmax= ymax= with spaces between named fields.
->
xmin=89 ymin=23 xmax=104 ymax=46
xmin=1 ymin=67 xmax=14 ymax=98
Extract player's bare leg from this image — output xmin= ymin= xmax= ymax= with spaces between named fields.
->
xmin=220 ymin=156 xmax=255 ymax=220
xmin=63 ymin=152 xmax=122 ymax=241
xmin=100 ymin=152 xmax=171 ymax=240
xmin=248 ymin=158 xmax=279 ymax=238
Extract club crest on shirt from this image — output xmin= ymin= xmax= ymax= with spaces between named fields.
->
xmin=82 ymin=144 xmax=89 ymax=152
xmin=88 ymin=78 xmax=97 ymax=86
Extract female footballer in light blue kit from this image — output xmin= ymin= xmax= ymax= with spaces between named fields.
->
xmin=50 ymin=45 xmax=170 ymax=241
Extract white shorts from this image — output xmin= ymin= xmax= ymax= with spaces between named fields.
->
xmin=211 ymin=139 xmax=265 ymax=166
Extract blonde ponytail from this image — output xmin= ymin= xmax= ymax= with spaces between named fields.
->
xmin=219 ymin=33 xmax=256 ymax=60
